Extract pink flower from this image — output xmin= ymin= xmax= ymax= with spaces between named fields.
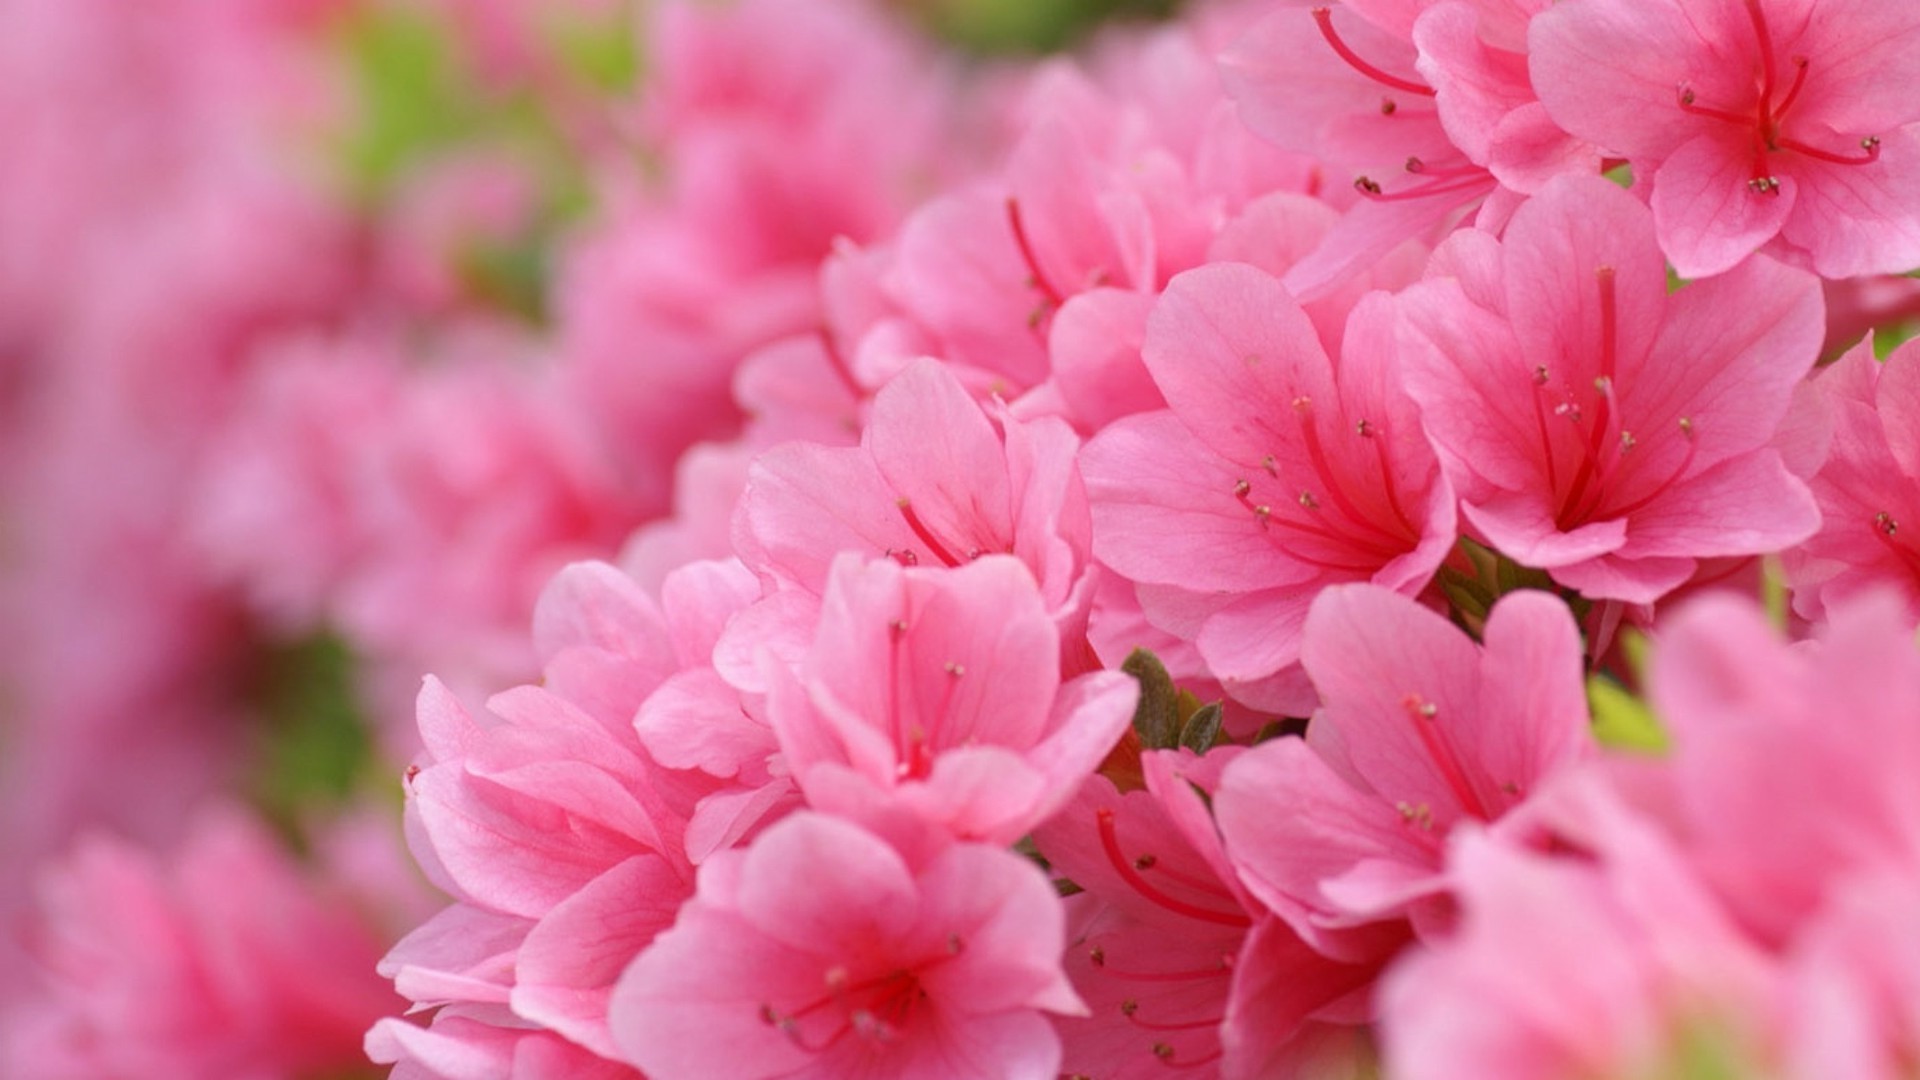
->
xmin=1784 ymin=336 xmax=1920 ymax=624
xmin=556 ymin=0 xmax=956 ymax=515
xmin=764 ymin=554 xmax=1136 ymax=858
xmin=1081 ymin=261 xmax=1454 ymax=708
xmin=736 ymin=357 xmax=1098 ymax=666
xmin=1781 ymin=868 xmax=1920 ymax=1080
xmin=3 ymin=805 xmax=401 ymax=1080
xmin=369 ymin=1008 xmax=638 ymax=1080
xmin=1214 ymin=584 xmax=1592 ymax=954
xmin=608 ymin=811 xmax=1084 ymax=1080
xmin=384 ymin=558 xmax=767 ymax=1067
xmin=1220 ymin=3 xmax=1506 ymax=299
xmin=1645 ymin=589 xmax=1920 ymax=946
xmin=1032 ymin=749 xmax=1382 ymax=1079
xmin=1379 ymin=807 xmax=1782 ymax=1080
xmin=1530 ymin=0 xmax=1920 ymax=277
xmin=331 ymin=351 xmax=648 ymax=709
xmin=1397 ymin=174 xmax=1822 ymax=604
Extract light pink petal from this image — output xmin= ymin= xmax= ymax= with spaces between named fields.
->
xmin=1462 ymin=489 xmax=1628 ymax=567
xmin=1195 ymin=587 xmax=1317 ymax=690
xmin=1487 ymin=102 xmax=1603 ymax=195
xmin=736 ymin=442 xmax=911 ymax=593
xmin=1283 ymin=186 xmax=1489 ymax=305
xmin=1778 ymin=125 xmax=1920 ymax=279
xmin=914 ymin=841 xmax=1079 ymax=1016
xmin=734 ymin=813 xmax=918 ymax=956
xmin=530 ymin=562 xmax=669 ymax=672
xmin=1475 ymin=590 xmax=1594 ymax=790
xmin=868 ymin=359 xmax=1014 ymax=558
xmin=512 ymin=855 xmax=686 ymax=1060
xmin=1142 ymin=262 xmax=1333 ymax=467
xmin=892 ymin=191 xmax=1049 ymax=387
xmin=684 ymin=778 xmax=800 ymax=864
xmin=1396 ymin=279 xmax=1544 ymax=498
xmin=1300 ymin=585 xmax=1493 ymax=824
xmin=379 ymin=904 xmax=527 ymax=1007
xmin=609 ymin=903 xmax=818 ymax=1080
xmin=1651 ymin=131 xmax=1798 ymax=279
xmin=1047 ymin=287 xmax=1160 ymax=431
xmin=1083 ymin=412 xmax=1322 ymax=593
xmin=1527 ymin=0 xmax=1708 ymax=160
xmin=1023 ymin=669 xmax=1137 ymax=805
xmin=899 ymin=556 xmax=1059 ymax=749
xmin=1502 ymin=176 xmax=1669 ymax=390
xmin=634 ymin=668 xmax=772 ymax=778
xmin=1221 ymin=919 xmax=1394 ymax=1080
xmin=891 ymin=745 xmax=1051 ymax=846
xmin=1215 ymin=738 xmax=1442 ymax=953
xmin=1637 ymin=252 xmax=1823 ymax=472
xmin=1547 ymin=552 xmax=1698 ymax=606
xmin=1793 ymin=0 xmax=1920 ymax=130
xmin=658 ymin=558 xmax=761 ymax=664
xmin=1414 ymin=2 xmax=1533 ymax=167
xmin=1621 ymin=450 xmax=1819 ymax=559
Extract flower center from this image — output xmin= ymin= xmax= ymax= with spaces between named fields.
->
xmin=1537 ymin=268 xmax=1700 ymax=528
xmin=1229 ymin=394 xmax=1423 ymax=576
xmin=1674 ymin=0 xmax=1881 ymax=194
xmin=759 ymin=937 xmax=965 ymax=1053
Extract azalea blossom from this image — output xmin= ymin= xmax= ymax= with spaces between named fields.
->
xmin=1214 ymin=583 xmax=1593 ymax=953
xmin=1785 ymin=336 xmax=1920 ymax=623
xmin=1531 ymin=0 xmax=1920 ymax=278
xmin=609 ymin=811 xmax=1084 ymax=1080
xmin=1397 ymin=174 xmax=1823 ymax=604
xmin=764 ymin=553 xmax=1136 ymax=859
xmin=1083 ymin=260 xmax=1454 ymax=710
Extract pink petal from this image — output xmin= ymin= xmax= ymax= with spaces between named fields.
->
xmin=511 ymin=855 xmax=686 ymax=1060
xmin=1651 ymin=131 xmax=1797 ymax=279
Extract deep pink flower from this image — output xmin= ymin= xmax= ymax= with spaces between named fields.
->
xmin=1531 ymin=0 xmax=1920 ymax=277
xmin=1398 ymin=174 xmax=1822 ymax=604
xmin=1214 ymin=584 xmax=1592 ymax=953
xmin=1220 ymin=3 xmax=1508 ymax=299
xmin=609 ymin=811 xmax=1083 ymax=1080
xmin=1785 ymin=337 xmax=1920 ymax=623
xmin=1033 ymin=749 xmax=1383 ymax=1079
xmin=764 ymin=554 xmax=1135 ymax=859
xmin=384 ymin=558 xmax=771 ymax=1067
xmin=736 ymin=357 xmax=1098 ymax=666
xmin=1081 ymin=261 xmax=1454 ymax=708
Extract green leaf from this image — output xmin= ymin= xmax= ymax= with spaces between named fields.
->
xmin=1587 ymin=675 xmax=1668 ymax=753
xmin=245 ymin=632 xmax=379 ymax=835
xmin=912 ymin=0 xmax=1183 ymax=53
xmin=334 ymin=7 xmax=478 ymax=196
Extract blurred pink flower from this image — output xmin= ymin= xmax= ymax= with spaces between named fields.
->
xmin=3 ymin=805 xmax=403 ymax=1080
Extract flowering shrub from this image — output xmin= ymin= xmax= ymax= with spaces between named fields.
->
xmin=3 ymin=0 xmax=1920 ymax=1077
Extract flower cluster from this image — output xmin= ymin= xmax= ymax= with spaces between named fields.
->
xmin=4 ymin=0 xmax=1920 ymax=1077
